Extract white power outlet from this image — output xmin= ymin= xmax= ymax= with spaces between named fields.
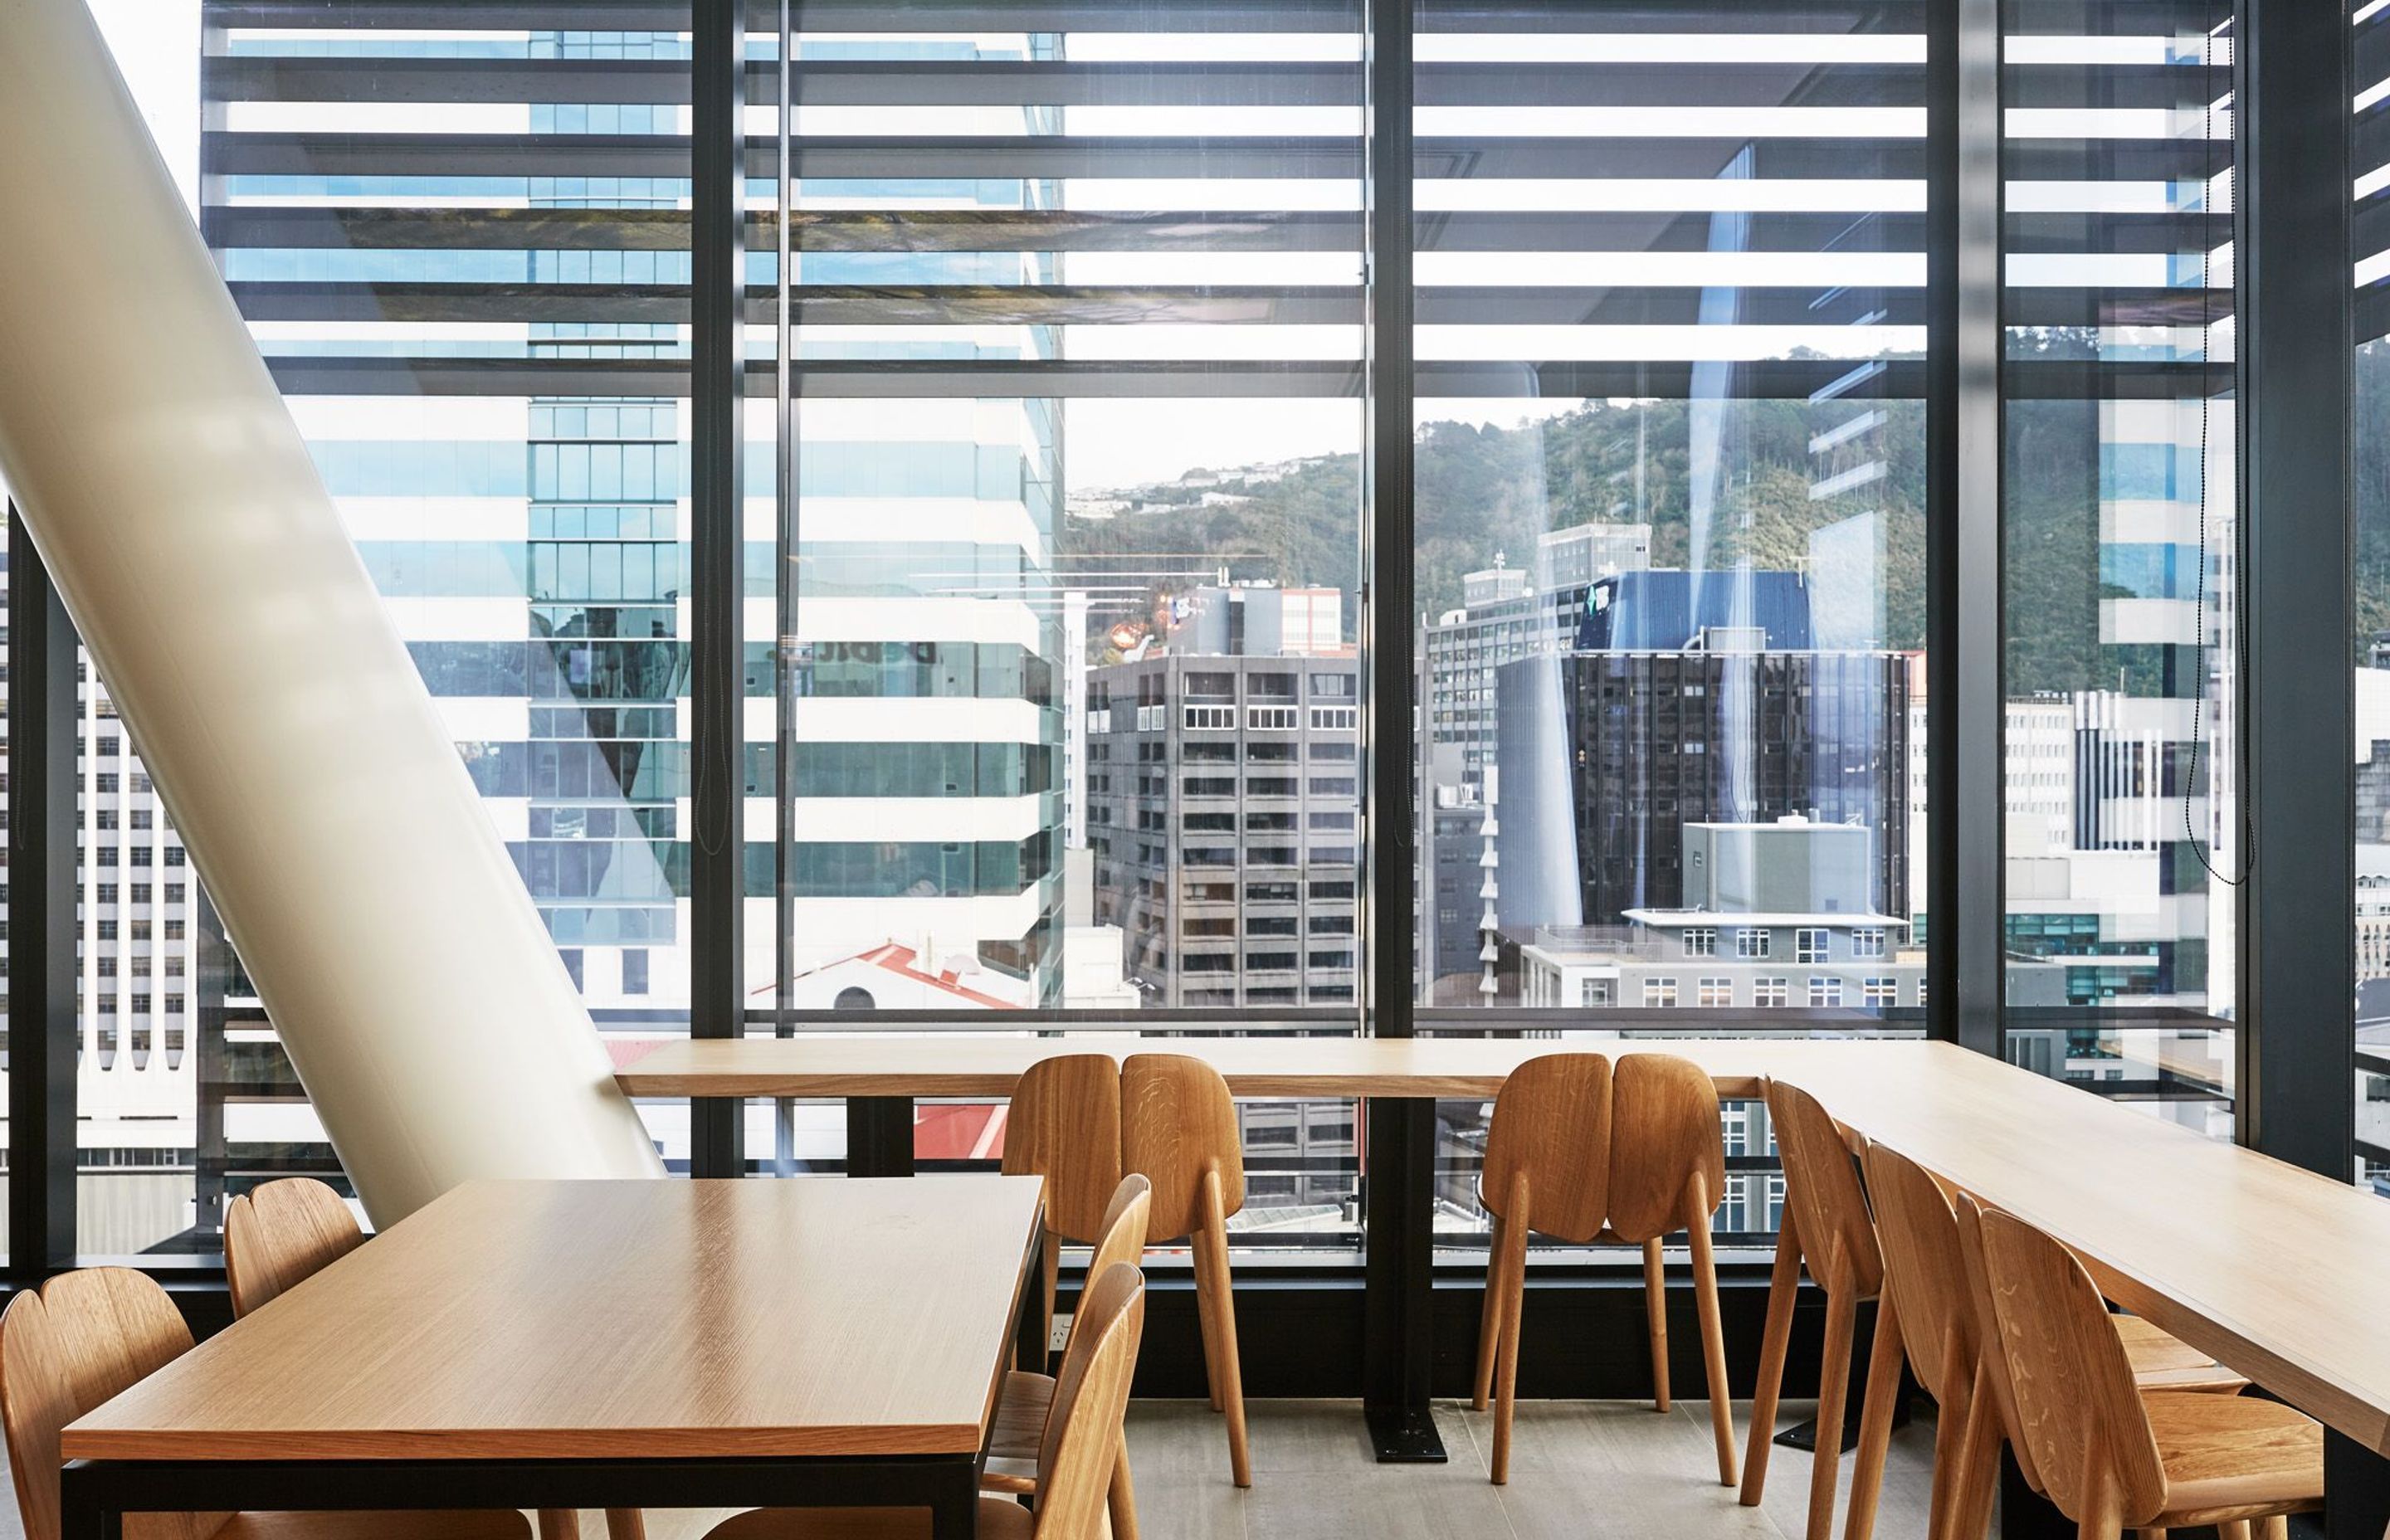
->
xmin=1048 ymin=1313 xmax=1074 ymax=1352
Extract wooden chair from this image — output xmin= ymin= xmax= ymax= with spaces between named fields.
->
xmin=1605 ymin=1052 xmax=1738 ymax=1489
xmin=1739 ymin=1079 xmax=1887 ymax=1540
xmin=1973 ymin=1207 xmax=2320 ymax=1540
xmin=1941 ymin=1191 xmax=2251 ymax=1540
xmin=222 ymin=1180 xmax=637 ymax=1540
xmin=1469 ymin=1052 xmax=1613 ymax=1486
xmin=1857 ymin=1143 xmax=2251 ymax=1540
xmin=997 ymin=1054 xmax=1124 ymax=1352
xmin=0 ymin=1266 xmax=528 ymax=1540
xmin=983 ymin=1174 xmax=1151 ymax=1540
xmin=1120 ymin=1052 xmax=1249 ymax=1488
xmin=697 ymin=1261 xmax=1149 ymax=1540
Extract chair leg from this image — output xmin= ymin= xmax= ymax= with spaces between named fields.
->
xmin=1924 ymin=1381 xmax=1967 ymax=1540
xmin=2215 ymin=1524 xmax=2252 ymax=1540
xmin=1198 ymin=1167 xmax=1251 ymax=1489
xmin=2251 ymin=1518 xmax=2286 ymax=1540
xmin=1804 ymin=1286 xmax=1861 ymax=1540
xmin=1191 ymin=1226 xmax=1226 ymax=1414
xmin=1473 ymin=1212 xmax=1507 ymax=1412
xmin=1490 ymin=1173 xmax=1532 ymax=1486
xmin=1947 ymin=1366 xmax=2003 ymax=1540
xmin=602 ymin=1513 xmax=646 ymax=1540
xmin=1686 ymin=1175 xmax=1737 ymax=1489
xmin=1644 ymin=1235 xmax=1671 ymax=1413
xmin=1741 ymin=1216 xmax=1804 ymax=1507
xmin=1842 ymin=1293 xmax=1905 ymax=1540
xmin=1108 ymin=1430 xmax=1140 ymax=1540
xmin=537 ymin=1513 xmax=579 ymax=1540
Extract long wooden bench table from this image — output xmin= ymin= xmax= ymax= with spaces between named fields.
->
xmin=621 ymin=1034 xmax=2390 ymax=1536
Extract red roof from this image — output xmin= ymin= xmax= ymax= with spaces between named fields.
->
xmin=757 ymin=942 xmax=1016 ymax=1011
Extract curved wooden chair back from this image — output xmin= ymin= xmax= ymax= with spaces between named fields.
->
xmin=1607 ymin=1053 xmax=1725 ymax=1242
xmin=1952 ymin=1191 xmax=2043 ymax=1492
xmin=1086 ymin=1174 xmax=1152 ymax=1285
xmin=1002 ymin=1054 xmax=1125 ymax=1245
xmin=1764 ymin=1079 xmax=1881 ymax=1296
xmin=1858 ymin=1140 xmax=1978 ymax=1406
xmin=224 ymin=1177 xmax=364 ymax=1317
xmin=1 ymin=1269 xmax=219 ymax=1540
xmin=1033 ymin=1262 xmax=1147 ymax=1540
xmin=1121 ymin=1055 xmax=1243 ymax=1242
xmin=1977 ymin=1208 xmax=2166 ymax=1525
xmin=1480 ymin=1053 xmax=1612 ymax=1244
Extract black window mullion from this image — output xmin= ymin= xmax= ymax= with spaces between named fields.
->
xmin=10 ymin=506 xmax=81 ymax=1279
xmin=1927 ymin=0 xmax=2006 ymax=1055
xmin=2236 ymin=0 xmax=2353 ymax=1180
xmin=688 ymin=0 xmax=747 ymax=1180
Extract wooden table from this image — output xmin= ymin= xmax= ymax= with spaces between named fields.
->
xmin=61 ymin=1176 xmax=1046 ymax=1540
xmin=621 ymin=1032 xmax=2390 ymax=1538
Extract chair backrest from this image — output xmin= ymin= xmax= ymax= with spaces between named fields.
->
xmin=1977 ymin=1208 xmax=2165 ymax=1525
xmin=224 ymin=1177 xmax=364 ymax=1317
xmin=1121 ymin=1055 xmax=1243 ymax=1242
xmin=1034 ymin=1261 xmax=1148 ymax=1540
xmin=1086 ymin=1173 xmax=1153 ymax=1285
xmin=1001 ymin=1054 xmax=1125 ymax=1245
xmin=1480 ymin=1053 xmax=1612 ymax=1244
xmin=0 ymin=1268 xmax=221 ymax=1540
xmin=1951 ymin=1191 xmax=2042 ymax=1493
xmin=1764 ymin=1079 xmax=1881 ymax=1297
xmin=1859 ymin=1141 xmax=1978 ymax=1406
xmin=1606 ymin=1053 xmax=1725 ymax=1243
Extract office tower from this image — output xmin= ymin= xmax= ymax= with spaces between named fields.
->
xmin=1492 ymin=587 xmax=1910 ymax=933
xmin=1086 ymin=652 xmax=1362 ymax=1009
xmin=1422 ymin=522 xmax=1653 ymax=799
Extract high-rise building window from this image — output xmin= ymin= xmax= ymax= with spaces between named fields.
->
xmin=1797 ymin=929 xmax=1830 ymax=965
xmin=1809 ymin=977 xmax=1845 ymax=1008
xmin=1735 ymin=929 xmax=1771 ymax=961
xmin=1697 ymin=978 xmax=1734 ymax=1008
xmin=1683 ymin=928 xmax=1718 ymax=958
xmin=1642 ymin=978 xmax=1679 ymax=1008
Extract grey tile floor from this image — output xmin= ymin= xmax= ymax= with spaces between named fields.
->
xmin=0 ymin=1399 xmax=1946 ymax=1540
xmin=547 ymin=1397 xmax=1939 ymax=1540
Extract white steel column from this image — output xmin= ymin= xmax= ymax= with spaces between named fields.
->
xmin=0 ymin=2 xmax=664 ymax=1222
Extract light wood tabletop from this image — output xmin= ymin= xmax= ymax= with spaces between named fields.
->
xmin=62 ymin=1175 xmax=1046 ymax=1463
xmin=617 ymin=1034 xmax=2390 ymax=1459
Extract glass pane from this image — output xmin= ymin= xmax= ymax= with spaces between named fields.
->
xmin=89 ymin=1 xmax=700 ymax=1244
xmin=1411 ymin=0 xmax=1929 ymax=1255
xmin=757 ymin=7 xmax=1369 ymax=1255
xmin=2355 ymin=0 xmax=2390 ymax=1192
xmin=2000 ymin=0 xmax=2237 ymax=1138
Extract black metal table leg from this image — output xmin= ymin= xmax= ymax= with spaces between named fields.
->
xmin=848 ymin=1095 xmax=916 ymax=1177
xmin=1362 ymin=1095 xmax=1447 ymax=1463
xmin=1016 ymin=1225 xmax=1047 ymax=1373
xmin=1999 ymin=1448 xmax=2072 ymax=1539
xmin=60 ymin=1461 xmax=119 ymax=1540
xmin=2327 ymin=1429 xmax=2390 ymax=1540
xmin=926 ymin=1455 xmax=983 ymax=1540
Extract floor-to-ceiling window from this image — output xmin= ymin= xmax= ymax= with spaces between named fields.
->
xmin=745 ymin=5 xmax=1372 ymax=1253
xmin=1407 ymin=0 xmax=1927 ymax=1250
xmin=54 ymin=0 xmax=2367 ymax=1269
xmin=2000 ymin=0 xmax=2239 ymax=1139
xmin=2354 ymin=0 xmax=2390 ymax=1193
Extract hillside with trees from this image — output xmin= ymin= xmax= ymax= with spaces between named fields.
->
xmin=1065 ymin=388 xmax=2150 ymax=697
